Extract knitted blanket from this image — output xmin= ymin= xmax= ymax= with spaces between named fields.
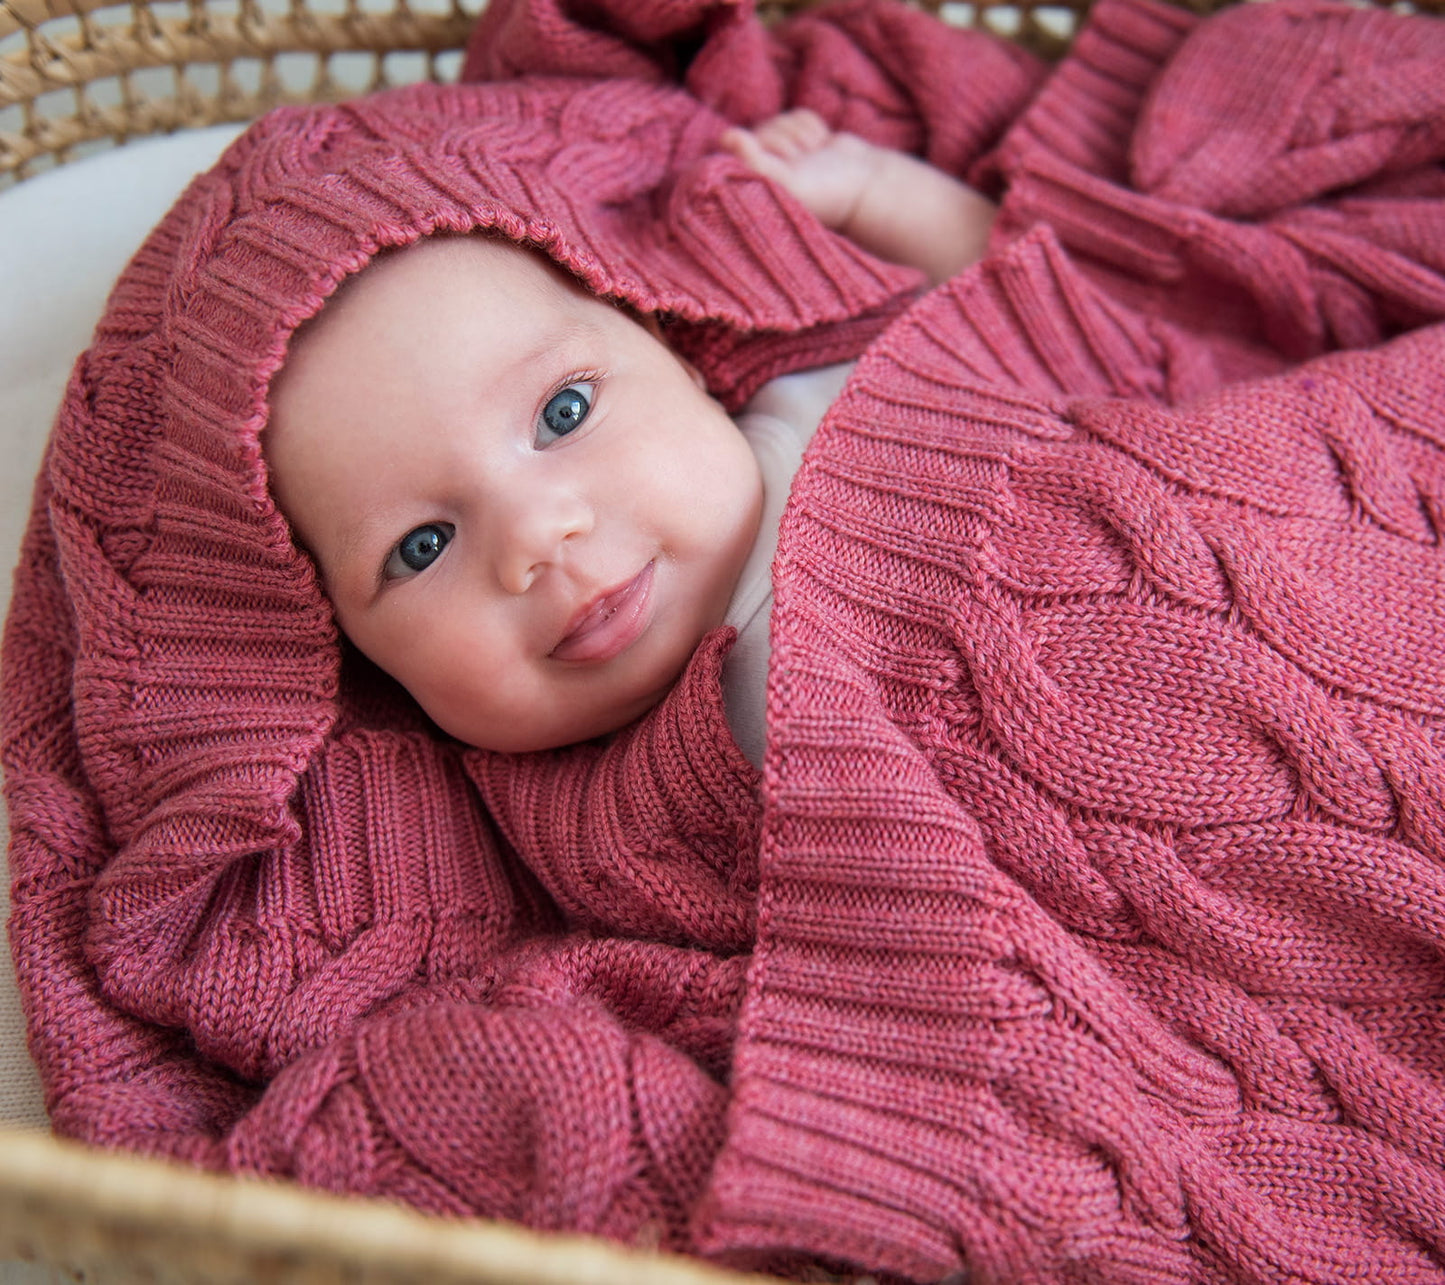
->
xmin=6 ymin=0 xmax=1445 ymax=1281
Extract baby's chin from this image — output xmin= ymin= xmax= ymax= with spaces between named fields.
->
xmin=428 ymin=667 xmax=688 ymax=755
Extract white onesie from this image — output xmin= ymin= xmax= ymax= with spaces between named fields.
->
xmin=721 ymin=362 xmax=855 ymax=767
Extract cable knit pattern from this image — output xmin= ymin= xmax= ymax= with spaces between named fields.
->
xmin=697 ymin=224 xmax=1445 ymax=1282
xmin=220 ymin=940 xmax=746 ymax=1244
xmin=684 ymin=4 xmax=1445 ymax=1278
xmin=5 ymin=0 xmax=1445 ymax=1280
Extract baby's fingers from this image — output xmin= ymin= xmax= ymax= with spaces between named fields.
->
xmin=719 ymin=126 xmax=776 ymax=174
xmin=753 ymin=108 xmax=831 ymax=160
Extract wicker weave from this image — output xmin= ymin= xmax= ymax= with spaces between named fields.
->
xmin=0 ymin=0 xmax=475 ymax=184
xmin=0 ymin=1126 xmax=788 ymax=1285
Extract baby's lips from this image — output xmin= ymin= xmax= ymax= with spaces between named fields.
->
xmin=549 ymin=561 xmax=656 ymax=663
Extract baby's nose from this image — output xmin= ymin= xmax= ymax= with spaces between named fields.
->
xmin=492 ymin=488 xmax=592 ymax=595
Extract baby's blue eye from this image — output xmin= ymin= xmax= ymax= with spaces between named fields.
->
xmin=387 ymin=523 xmax=452 ymax=578
xmin=539 ymin=383 xmax=593 ymax=442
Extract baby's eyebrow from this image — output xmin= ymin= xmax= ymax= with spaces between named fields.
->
xmin=480 ymin=306 xmax=594 ymax=395
xmin=532 ymin=312 xmax=596 ymax=360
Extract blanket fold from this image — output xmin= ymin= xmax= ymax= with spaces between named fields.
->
xmin=6 ymin=0 xmax=1445 ymax=1281
xmin=696 ymin=220 xmax=1445 ymax=1280
xmin=678 ymin=7 xmax=1445 ymax=1274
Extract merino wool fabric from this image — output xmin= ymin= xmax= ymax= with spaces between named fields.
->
xmin=6 ymin=0 xmax=1445 ymax=1281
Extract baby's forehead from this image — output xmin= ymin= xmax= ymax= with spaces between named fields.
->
xmin=350 ymin=233 xmax=575 ymax=308
xmin=279 ymin=233 xmax=601 ymax=367
xmin=267 ymin=232 xmax=652 ymax=444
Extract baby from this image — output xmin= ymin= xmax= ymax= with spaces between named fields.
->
xmin=264 ymin=110 xmax=996 ymax=756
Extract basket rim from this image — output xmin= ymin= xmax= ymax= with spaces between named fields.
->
xmin=0 ymin=1125 xmax=778 ymax=1285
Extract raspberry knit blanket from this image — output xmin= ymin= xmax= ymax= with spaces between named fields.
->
xmin=6 ymin=0 xmax=1445 ymax=1281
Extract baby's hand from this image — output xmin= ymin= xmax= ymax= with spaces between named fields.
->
xmin=721 ymin=109 xmax=884 ymax=233
xmin=724 ymin=107 xmax=998 ymax=287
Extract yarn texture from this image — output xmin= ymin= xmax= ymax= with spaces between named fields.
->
xmin=5 ymin=0 xmax=1445 ymax=1280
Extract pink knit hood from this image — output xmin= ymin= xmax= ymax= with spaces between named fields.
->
xmin=13 ymin=18 xmax=1028 ymax=1052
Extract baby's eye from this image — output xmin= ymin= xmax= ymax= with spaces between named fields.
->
xmin=537 ymin=382 xmax=594 ymax=444
xmin=385 ymin=523 xmax=453 ymax=579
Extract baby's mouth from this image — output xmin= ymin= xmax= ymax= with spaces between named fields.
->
xmin=549 ymin=562 xmax=656 ymax=663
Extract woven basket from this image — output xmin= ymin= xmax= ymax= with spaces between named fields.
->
xmin=0 ymin=0 xmax=1439 ymax=1280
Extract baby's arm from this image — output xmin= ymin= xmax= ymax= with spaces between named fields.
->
xmin=721 ymin=109 xmax=996 ymax=287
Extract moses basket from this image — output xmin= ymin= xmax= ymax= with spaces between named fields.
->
xmin=2 ymin=0 xmax=1443 ymax=1279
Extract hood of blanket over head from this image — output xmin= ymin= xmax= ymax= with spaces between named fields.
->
xmin=9 ymin=76 xmax=918 ymax=1070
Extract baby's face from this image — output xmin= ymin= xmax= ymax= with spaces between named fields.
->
xmin=265 ymin=236 xmax=762 ymax=752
